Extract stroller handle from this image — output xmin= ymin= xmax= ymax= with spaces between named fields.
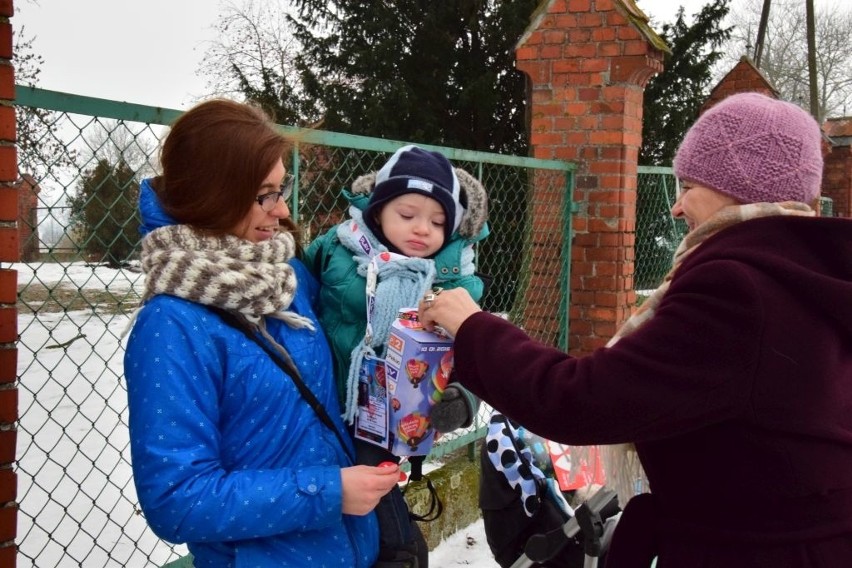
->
xmin=510 ymin=487 xmax=619 ymax=568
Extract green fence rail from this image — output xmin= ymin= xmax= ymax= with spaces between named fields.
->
xmin=12 ymin=86 xmax=581 ymax=567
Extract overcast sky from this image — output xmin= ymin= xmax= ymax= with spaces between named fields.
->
xmin=11 ymin=0 xmax=755 ymax=110
xmin=15 ymin=0 xmax=223 ymax=109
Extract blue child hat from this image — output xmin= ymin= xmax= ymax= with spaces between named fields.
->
xmin=364 ymin=145 xmax=466 ymax=243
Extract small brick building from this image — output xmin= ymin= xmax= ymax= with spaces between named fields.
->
xmin=704 ymin=56 xmax=779 ymax=112
xmin=822 ymin=118 xmax=852 ymax=218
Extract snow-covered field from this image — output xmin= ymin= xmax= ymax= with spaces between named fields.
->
xmin=12 ymin=261 xmax=498 ymax=567
xmin=14 ymin=261 xmax=189 ymax=567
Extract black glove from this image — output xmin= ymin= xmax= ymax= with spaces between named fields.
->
xmin=430 ymin=383 xmax=480 ymax=433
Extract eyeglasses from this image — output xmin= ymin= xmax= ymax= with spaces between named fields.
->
xmin=255 ymin=174 xmax=295 ymax=212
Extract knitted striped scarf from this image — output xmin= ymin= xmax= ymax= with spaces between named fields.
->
xmin=599 ymin=201 xmax=815 ymax=507
xmin=138 ymin=224 xmax=315 ymax=332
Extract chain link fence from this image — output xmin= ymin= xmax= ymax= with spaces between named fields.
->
xmin=13 ymin=86 xmax=684 ymax=567
xmin=12 ymin=87 xmax=580 ymax=567
xmin=819 ymin=195 xmax=834 ymax=217
xmin=635 ymin=166 xmax=684 ymax=296
xmin=633 ymin=174 xmax=836 ymax=297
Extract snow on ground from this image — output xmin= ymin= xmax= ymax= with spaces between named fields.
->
xmin=431 ymin=518 xmax=500 ymax=567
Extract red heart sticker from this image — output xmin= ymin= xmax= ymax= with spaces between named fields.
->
xmin=406 ymin=359 xmax=429 ymax=383
xmin=399 ymin=413 xmax=425 ymax=439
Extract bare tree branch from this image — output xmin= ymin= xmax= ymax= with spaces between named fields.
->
xmin=721 ymin=0 xmax=852 ymax=118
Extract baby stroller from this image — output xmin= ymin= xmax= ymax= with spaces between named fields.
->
xmin=479 ymin=412 xmax=621 ymax=568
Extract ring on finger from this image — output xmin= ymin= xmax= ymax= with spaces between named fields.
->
xmin=424 ymin=293 xmax=436 ymax=304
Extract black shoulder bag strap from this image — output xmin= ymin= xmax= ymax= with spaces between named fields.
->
xmin=403 ymin=453 xmax=444 ymax=522
xmin=208 ymin=306 xmax=355 ymax=463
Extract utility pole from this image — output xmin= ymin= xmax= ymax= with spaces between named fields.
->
xmin=805 ymin=0 xmax=820 ymax=120
xmin=754 ymin=0 xmax=772 ymax=67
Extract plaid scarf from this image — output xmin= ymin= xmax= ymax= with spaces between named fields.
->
xmin=600 ymin=201 xmax=815 ymax=507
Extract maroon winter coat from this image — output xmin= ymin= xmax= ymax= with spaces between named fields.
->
xmin=455 ymin=216 xmax=852 ymax=567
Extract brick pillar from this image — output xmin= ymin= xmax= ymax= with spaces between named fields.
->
xmin=822 ymin=118 xmax=852 ymax=218
xmin=0 ymin=1 xmax=17 ymax=566
xmin=515 ymin=0 xmax=665 ymax=355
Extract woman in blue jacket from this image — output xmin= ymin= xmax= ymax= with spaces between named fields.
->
xmin=124 ymin=98 xmax=400 ymax=567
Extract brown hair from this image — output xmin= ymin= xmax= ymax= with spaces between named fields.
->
xmin=278 ymin=217 xmax=304 ymax=257
xmin=152 ymin=99 xmax=290 ymax=235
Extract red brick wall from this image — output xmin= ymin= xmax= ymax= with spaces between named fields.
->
xmin=515 ymin=0 xmax=664 ymax=355
xmin=0 ymin=1 xmax=17 ymax=565
xmin=823 ymin=145 xmax=852 ymax=217
xmin=822 ymin=118 xmax=852 ymax=218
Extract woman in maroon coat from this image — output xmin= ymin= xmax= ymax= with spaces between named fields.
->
xmin=419 ymin=92 xmax=852 ymax=567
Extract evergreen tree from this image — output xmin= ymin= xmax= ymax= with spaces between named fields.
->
xmin=68 ymin=159 xmax=140 ymax=268
xmin=283 ymin=1 xmax=540 ymax=312
xmin=288 ymin=0 xmax=537 ymax=154
xmin=640 ymin=0 xmax=732 ymax=166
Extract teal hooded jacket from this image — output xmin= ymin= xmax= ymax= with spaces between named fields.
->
xmin=303 ymin=167 xmax=490 ymax=408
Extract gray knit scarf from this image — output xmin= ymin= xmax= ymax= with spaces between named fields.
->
xmin=138 ymin=225 xmax=315 ymax=332
xmin=335 ymin=207 xmax=437 ymax=424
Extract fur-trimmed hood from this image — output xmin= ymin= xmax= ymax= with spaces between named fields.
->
xmin=348 ymin=166 xmax=489 ymax=241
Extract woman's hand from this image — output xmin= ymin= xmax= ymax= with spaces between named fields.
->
xmin=418 ymin=288 xmax=481 ymax=338
xmin=340 ymin=464 xmax=401 ymax=516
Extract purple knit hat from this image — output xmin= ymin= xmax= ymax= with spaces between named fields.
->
xmin=673 ymin=92 xmax=823 ymax=204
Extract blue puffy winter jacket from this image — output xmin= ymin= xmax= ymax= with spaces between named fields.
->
xmin=124 ymin=179 xmax=380 ymax=567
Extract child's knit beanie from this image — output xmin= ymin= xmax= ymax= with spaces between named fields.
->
xmin=673 ymin=92 xmax=823 ymax=204
xmin=364 ymin=145 xmax=466 ymax=243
